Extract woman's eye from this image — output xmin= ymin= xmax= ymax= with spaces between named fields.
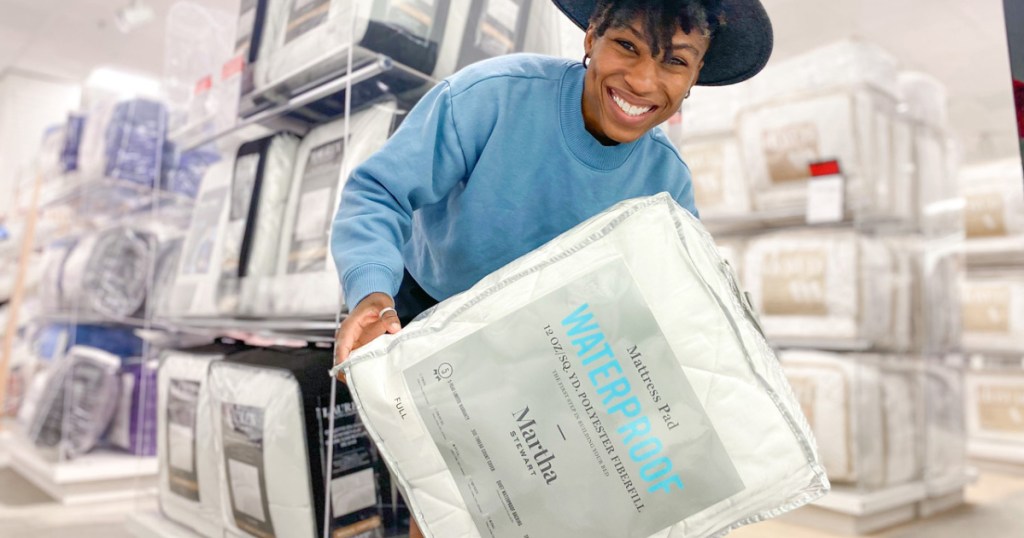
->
xmin=669 ymin=57 xmax=688 ymax=67
xmin=616 ymin=39 xmax=636 ymax=53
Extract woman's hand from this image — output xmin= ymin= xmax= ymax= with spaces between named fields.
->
xmin=334 ymin=292 xmax=402 ymax=378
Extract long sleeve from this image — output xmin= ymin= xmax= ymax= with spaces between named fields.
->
xmin=331 ymin=80 xmax=470 ymax=309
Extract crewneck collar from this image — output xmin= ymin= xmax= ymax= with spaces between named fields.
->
xmin=559 ymin=63 xmax=641 ymax=171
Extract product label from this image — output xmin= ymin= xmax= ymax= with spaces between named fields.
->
xmin=965 ymin=192 xmax=1008 ymax=238
xmin=760 ymin=249 xmax=828 ymax=316
xmin=762 ymin=123 xmax=820 ymax=184
xmin=288 ymin=138 xmax=345 ymax=274
xmin=183 ymin=186 xmax=229 ymax=276
xmin=222 ymin=153 xmax=261 ymax=278
xmin=388 ymin=0 xmax=437 ymax=38
xmin=235 ymin=0 xmax=258 ymax=54
xmin=975 ymin=380 xmax=1024 ymax=434
xmin=285 ymin=0 xmax=331 ymax=45
xmin=317 ymin=396 xmax=386 ymax=536
xmin=167 ymin=379 xmax=201 ymax=501
xmin=963 ymin=284 xmax=1011 ymax=333
xmin=223 ymin=403 xmax=274 ymax=538
xmin=474 ymin=0 xmax=521 ymax=56
xmin=404 ymin=260 xmax=744 ymax=538
xmin=684 ymin=142 xmax=726 ymax=207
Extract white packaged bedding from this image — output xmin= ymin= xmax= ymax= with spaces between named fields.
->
xmin=248 ymin=100 xmax=398 ymax=317
xmin=158 ymin=343 xmax=248 ymax=538
xmin=960 ymin=158 xmax=1024 ymax=241
xmin=961 ymin=271 xmax=1024 ymax=354
xmin=340 ymin=193 xmax=828 ymax=538
xmin=255 ymin=0 xmax=451 ymax=95
xmin=965 ymin=358 xmax=1024 ymax=446
xmin=219 ymin=133 xmax=300 ymax=314
xmin=165 ymin=160 xmax=234 ymax=318
xmin=780 ymin=351 xmax=921 ymax=489
xmin=742 ymin=229 xmax=909 ymax=349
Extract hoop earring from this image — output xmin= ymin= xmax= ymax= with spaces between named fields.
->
xmin=685 ymin=89 xmax=691 ymax=99
xmin=583 ymin=54 xmax=590 ymax=67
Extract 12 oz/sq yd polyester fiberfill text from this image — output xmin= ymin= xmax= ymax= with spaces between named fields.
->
xmin=341 ymin=193 xmax=830 ymax=538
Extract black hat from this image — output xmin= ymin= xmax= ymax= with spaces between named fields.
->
xmin=552 ymin=0 xmax=774 ymax=86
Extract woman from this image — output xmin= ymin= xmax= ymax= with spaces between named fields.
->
xmin=331 ymin=0 xmax=771 ymax=534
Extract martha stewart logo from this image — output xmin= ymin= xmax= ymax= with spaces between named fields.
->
xmin=513 ymin=406 xmax=558 ymax=485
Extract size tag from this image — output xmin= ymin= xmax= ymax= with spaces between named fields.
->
xmin=806 ymin=159 xmax=844 ymax=224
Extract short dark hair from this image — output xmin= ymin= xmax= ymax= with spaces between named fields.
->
xmin=589 ymin=0 xmax=726 ymax=59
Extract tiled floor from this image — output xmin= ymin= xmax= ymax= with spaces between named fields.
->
xmin=0 ymin=466 xmax=1022 ymax=537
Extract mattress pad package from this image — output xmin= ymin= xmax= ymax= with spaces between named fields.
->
xmin=60 ymin=226 xmax=154 ymax=319
xmin=965 ymin=356 xmax=1024 ymax=446
xmin=742 ymin=229 xmax=910 ymax=349
xmin=27 ymin=346 xmax=122 ymax=460
xmin=219 ymin=133 xmax=300 ymax=314
xmin=341 ymin=193 xmax=829 ymax=538
xmin=922 ymin=360 xmax=967 ymax=488
xmin=255 ymin=0 xmax=450 ymax=96
xmin=166 ymin=160 xmax=234 ymax=318
xmin=78 ymin=98 xmax=168 ymax=187
xmin=780 ymin=351 xmax=921 ymax=489
xmin=209 ymin=347 xmax=391 ymax=538
xmin=158 ymin=342 xmax=251 ymax=538
xmin=249 ymin=100 xmax=398 ymax=317
xmin=105 ymin=360 xmax=159 ymax=456
xmin=961 ymin=271 xmax=1024 ymax=354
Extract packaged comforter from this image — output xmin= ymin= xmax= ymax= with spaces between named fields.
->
xmin=961 ymin=271 xmax=1024 ymax=354
xmin=220 ymin=133 xmax=300 ymax=314
xmin=255 ymin=0 xmax=450 ymax=95
xmin=209 ymin=347 xmax=390 ymax=538
xmin=742 ymin=229 xmax=910 ymax=349
xmin=341 ymin=193 xmax=828 ymax=538
xmin=158 ymin=342 xmax=251 ymax=538
xmin=247 ymin=100 xmax=398 ymax=317
xmin=960 ymin=158 xmax=1024 ymax=259
xmin=60 ymin=227 xmax=155 ymax=319
xmin=780 ymin=351 xmax=921 ymax=489
xmin=965 ymin=356 xmax=1024 ymax=446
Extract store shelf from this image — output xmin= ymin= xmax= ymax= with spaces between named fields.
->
xmin=771 ymin=338 xmax=874 ymax=352
xmin=8 ymin=431 xmax=157 ymax=505
xmin=702 ymin=206 xmax=808 ymax=235
xmin=781 ymin=481 xmax=927 ymax=535
xmin=127 ymin=511 xmax=204 ymax=538
xmin=919 ymin=469 xmax=976 ymax=518
xmin=172 ymin=51 xmax=433 ymax=152
xmin=34 ymin=312 xmax=170 ymax=330
xmin=969 ymin=438 xmax=1024 ymax=467
xmin=38 ymin=177 xmax=193 ymax=216
xmin=964 ymin=237 xmax=1024 ymax=268
xmin=156 ymin=316 xmax=341 ymax=343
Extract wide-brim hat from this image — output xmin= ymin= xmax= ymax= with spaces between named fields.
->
xmin=552 ymin=0 xmax=774 ymax=86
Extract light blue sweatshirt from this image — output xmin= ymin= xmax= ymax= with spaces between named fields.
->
xmin=331 ymin=54 xmax=698 ymax=308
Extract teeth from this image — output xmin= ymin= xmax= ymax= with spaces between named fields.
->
xmin=612 ymin=93 xmax=653 ymax=117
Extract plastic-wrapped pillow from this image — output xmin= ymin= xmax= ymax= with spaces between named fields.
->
xmin=27 ymin=346 xmax=123 ymax=459
xmin=60 ymin=227 xmax=154 ymax=319
xmin=79 ymin=98 xmax=168 ymax=187
xmin=341 ymin=193 xmax=828 ymax=538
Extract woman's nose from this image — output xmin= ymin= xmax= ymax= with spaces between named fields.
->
xmin=623 ymin=56 xmax=659 ymax=95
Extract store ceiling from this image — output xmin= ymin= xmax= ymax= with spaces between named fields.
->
xmin=0 ymin=0 xmax=1018 ymax=162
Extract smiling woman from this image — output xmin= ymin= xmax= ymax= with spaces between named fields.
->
xmin=581 ymin=1 xmax=716 ymax=144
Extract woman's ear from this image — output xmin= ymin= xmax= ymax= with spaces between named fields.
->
xmin=584 ymin=25 xmax=597 ymax=57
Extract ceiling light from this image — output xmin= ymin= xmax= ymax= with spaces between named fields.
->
xmin=115 ymin=0 xmax=155 ymax=33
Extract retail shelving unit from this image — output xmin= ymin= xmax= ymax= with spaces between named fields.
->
xmin=7 ymin=431 xmax=157 ymax=505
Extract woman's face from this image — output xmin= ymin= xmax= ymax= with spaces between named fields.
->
xmin=582 ymin=19 xmax=709 ymax=144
